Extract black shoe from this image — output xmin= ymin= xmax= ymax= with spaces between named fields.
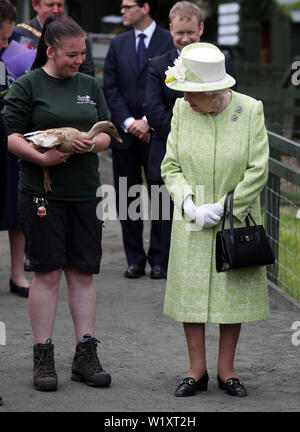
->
xmin=150 ymin=264 xmax=165 ymax=279
xmin=71 ymin=334 xmax=111 ymax=387
xmin=0 ymin=395 xmax=4 ymax=406
xmin=174 ymin=371 xmax=209 ymax=397
xmin=124 ymin=264 xmax=145 ymax=279
xmin=33 ymin=339 xmax=58 ymax=391
xmin=217 ymin=375 xmax=247 ymax=397
xmin=9 ymin=279 xmax=29 ymax=298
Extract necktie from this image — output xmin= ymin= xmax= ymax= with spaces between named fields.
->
xmin=137 ymin=33 xmax=146 ymax=68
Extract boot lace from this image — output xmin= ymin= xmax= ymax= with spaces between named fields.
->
xmin=35 ymin=339 xmax=56 ymax=377
xmin=80 ymin=337 xmax=104 ymax=373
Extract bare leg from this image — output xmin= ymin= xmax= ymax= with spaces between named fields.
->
xmin=217 ymin=323 xmax=241 ymax=381
xmin=28 ymin=270 xmax=62 ymax=344
xmin=64 ymin=268 xmax=96 ymax=343
xmin=183 ymin=322 xmax=207 ymax=380
xmin=8 ymin=228 xmax=29 ymax=287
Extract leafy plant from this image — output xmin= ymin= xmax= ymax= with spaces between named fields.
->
xmin=187 ymin=0 xmax=276 ymax=20
xmin=276 ymin=0 xmax=300 ymax=16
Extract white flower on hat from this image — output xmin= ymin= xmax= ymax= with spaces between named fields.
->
xmin=165 ymin=57 xmax=187 ymax=83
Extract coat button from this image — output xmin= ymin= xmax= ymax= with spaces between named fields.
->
xmin=236 ymin=106 xmax=243 ymax=113
xmin=231 ymin=114 xmax=238 ymax=121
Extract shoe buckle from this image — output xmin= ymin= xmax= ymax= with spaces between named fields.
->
xmin=227 ymin=378 xmax=241 ymax=386
xmin=181 ymin=377 xmax=195 ymax=386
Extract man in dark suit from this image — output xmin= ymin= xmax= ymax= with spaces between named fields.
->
xmin=13 ymin=0 xmax=94 ymax=76
xmin=145 ymin=1 xmax=237 ymax=278
xmin=103 ymin=0 xmax=174 ymax=279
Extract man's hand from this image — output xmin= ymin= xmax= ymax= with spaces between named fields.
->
xmin=128 ymin=119 xmax=150 ymax=142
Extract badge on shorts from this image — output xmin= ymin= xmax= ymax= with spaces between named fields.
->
xmin=37 ymin=205 xmax=47 ymax=217
xmin=33 ymin=197 xmax=48 ymax=218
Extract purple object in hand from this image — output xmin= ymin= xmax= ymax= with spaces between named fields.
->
xmin=1 ymin=40 xmax=37 ymax=78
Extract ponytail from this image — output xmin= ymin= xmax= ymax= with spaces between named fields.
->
xmin=32 ymin=15 xmax=86 ymax=69
xmin=32 ymin=15 xmax=55 ymax=69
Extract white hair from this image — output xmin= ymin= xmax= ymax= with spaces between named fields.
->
xmin=204 ymin=89 xmax=229 ymax=96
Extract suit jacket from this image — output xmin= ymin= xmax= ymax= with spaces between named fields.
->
xmin=145 ymin=48 xmax=238 ymax=181
xmin=103 ymin=25 xmax=174 ymax=149
xmin=13 ymin=16 xmax=95 ymax=77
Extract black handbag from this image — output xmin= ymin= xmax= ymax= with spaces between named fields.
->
xmin=216 ymin=191 xmax=275 ymax=272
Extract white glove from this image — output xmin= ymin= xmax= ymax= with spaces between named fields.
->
xmin=203 ymin=203 xmax=223 ymax=218
xmin=182 ymin=195 xmax=197 ymax=220
xmin=183 ymin=196 xmax=223 ymax=228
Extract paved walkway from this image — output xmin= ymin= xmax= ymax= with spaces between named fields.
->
xmin=0 ymin=154 xmax=299 ymax=413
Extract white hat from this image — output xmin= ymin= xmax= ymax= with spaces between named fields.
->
xmin=165 ymin=42 xmax=236 ymax=92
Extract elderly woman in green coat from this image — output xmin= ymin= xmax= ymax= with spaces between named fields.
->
xmin=161 ymin=43 xmax=269 ymax=398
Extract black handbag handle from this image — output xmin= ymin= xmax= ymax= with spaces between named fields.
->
xmin=221 ymin=191 xmax=233 ymax=231
xmin=222 ymin=191 xmax=259 ymax=244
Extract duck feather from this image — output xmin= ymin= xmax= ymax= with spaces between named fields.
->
xmin=23 ymin=121 xmax=122 ymax=152
xmin=22 ymin=121 xmax=122 ymax=193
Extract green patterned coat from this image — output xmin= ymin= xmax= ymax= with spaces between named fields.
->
xmin=161 ymin=91 xmax=270 ymax=323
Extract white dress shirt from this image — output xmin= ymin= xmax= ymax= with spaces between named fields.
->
xmin=123 ymin=21 xmax=157 ymax=132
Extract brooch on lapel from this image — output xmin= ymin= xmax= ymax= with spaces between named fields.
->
xmin=231 ymin=106 xmax=243 ymax=121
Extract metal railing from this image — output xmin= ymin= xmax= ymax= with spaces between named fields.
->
xmin=264 ymin=129 xmax=300 ymax=301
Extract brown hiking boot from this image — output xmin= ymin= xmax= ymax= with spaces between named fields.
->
xmin=71 ymin=334 xmax=111 ymax=387
xmin=33 ymin=339 xmax=58 ymax=391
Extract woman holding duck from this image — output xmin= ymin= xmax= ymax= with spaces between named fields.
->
xmin=5 ymin=15 xmax=112 ymax=392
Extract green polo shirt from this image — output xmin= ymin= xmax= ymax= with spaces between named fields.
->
xmin=4 ymin=68 xmax=110 ymax=201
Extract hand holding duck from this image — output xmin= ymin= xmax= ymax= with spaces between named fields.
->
xmin=23 ymin=120 xmax=122 ymax=152
xmin=22 ymin=121 xmax=122 ymax=192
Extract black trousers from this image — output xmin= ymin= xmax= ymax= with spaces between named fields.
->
xmin=112 ymin=139 xmax=162 ymax=268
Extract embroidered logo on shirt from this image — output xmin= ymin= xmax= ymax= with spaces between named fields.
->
xmin=77 ymin=95 xmax=96 ymax=105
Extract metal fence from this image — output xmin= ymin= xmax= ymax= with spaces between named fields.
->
xmin=229 ymin=61 xmax=300 ymax=300
xmin=264 ymin=129 xmax=300 ymax=302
